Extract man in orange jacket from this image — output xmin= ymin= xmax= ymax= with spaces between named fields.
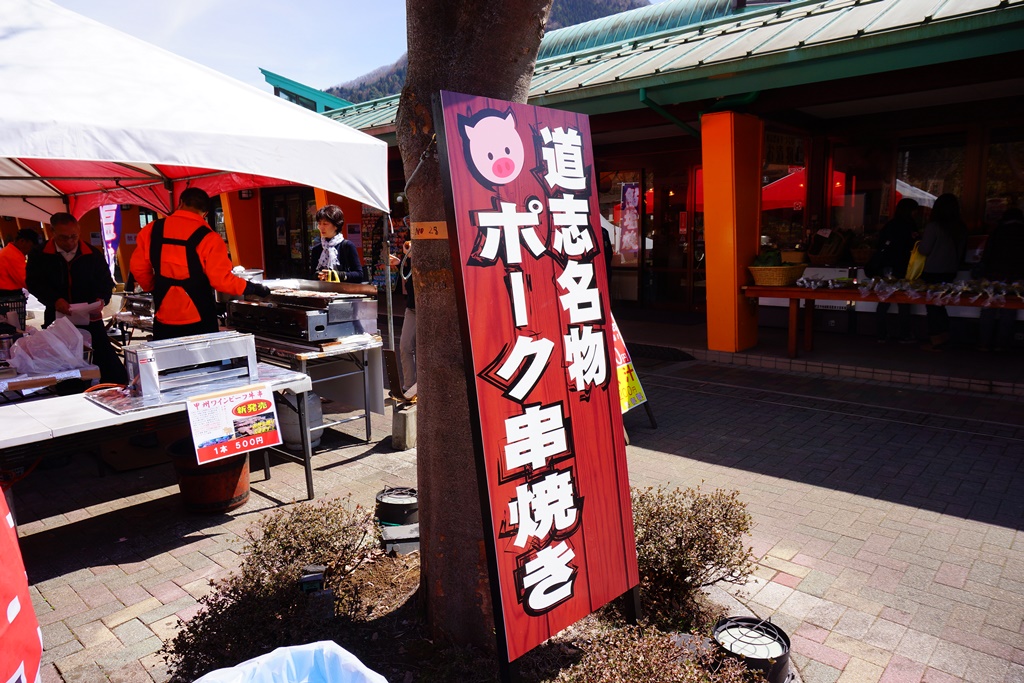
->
xmin=0 ymin=229 xmax=40 ymax=295
xmin=130 ymin=188 xmax=270 ymax=340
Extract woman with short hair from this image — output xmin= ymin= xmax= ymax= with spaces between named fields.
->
xmin=311 ymin=205 xmax=365 ymax=283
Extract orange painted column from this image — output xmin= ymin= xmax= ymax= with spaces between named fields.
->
xmin=314 ymin=189 xmax=365 ymax=260
xmin=701 ymin=111 xmax=763 ymax=352
xmin=222 ymin=192 xmax=264 ymax=269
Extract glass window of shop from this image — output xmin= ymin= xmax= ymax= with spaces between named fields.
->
xmin=896 ymin=133 xmax=966 ymax=215
xmin=761 ymin=132 xmax=808 ymax=250
xmin=646 ymin=168 xmax=689 ymax=308
xmin=983 ymin=127 xmax=1024 ymax=227
xmin=829 ymin=141 xmax=892 ymax=256
xmin=598 ymin=170 xmax=649 ymax=301
xmin=260 ymin=187 xmax=316 ymax=278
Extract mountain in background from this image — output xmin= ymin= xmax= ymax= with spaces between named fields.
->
xmin=327 ymin=0 xmax=649 ymax=104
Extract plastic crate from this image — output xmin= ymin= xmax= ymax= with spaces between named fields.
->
xmin=0 ymin=294 xmax=26 ymax=330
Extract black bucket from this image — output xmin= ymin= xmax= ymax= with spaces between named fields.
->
xmin=713 ymin=616 xmax=791 ymax=683
xmin=375 ymin=487 xmax=418 ymax=526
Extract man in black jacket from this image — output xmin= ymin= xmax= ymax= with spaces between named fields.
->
xmin=26 ymin=212 xmax=128 ymax=384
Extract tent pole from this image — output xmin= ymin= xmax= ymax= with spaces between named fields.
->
xmin=383 ymin=213 xmax=395 ymax=352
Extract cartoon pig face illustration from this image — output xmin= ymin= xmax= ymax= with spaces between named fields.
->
xmin=461 ymin=110 xmax=525 ymax=186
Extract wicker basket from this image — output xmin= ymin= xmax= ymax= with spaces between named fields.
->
xmin=748 ymin=263 xmax=807 ymax=287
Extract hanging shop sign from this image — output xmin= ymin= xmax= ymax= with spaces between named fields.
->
xmin=436 ymin=90 xmax=640 ymax=664
xmin=186 ymin=383 xmax=282 ymax=465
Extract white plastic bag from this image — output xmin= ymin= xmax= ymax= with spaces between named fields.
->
xmin=8 ymin=317 xmax=90 ymax=375
xmin=193 ymin=641 xmax=388 ymax=683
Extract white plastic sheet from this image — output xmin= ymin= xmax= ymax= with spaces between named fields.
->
xmin=8 ymin=318 xmax=90 ymax=375
xmin=193 ymin=641 xmax=388 ymax=683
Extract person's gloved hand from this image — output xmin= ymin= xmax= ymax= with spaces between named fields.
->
xmin=243 ymin=281 xmax=272 ymax=298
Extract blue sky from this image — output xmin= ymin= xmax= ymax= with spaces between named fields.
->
xmin=55 ymin=1 xmax=666 ymax=94
xmin=56 ymin=1 xmax=409 ymax=92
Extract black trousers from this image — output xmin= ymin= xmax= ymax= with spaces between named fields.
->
xmin=153 ymin=318 xmax=219 ymax=341
xmin=82 ymin=320 xmax=129 ymax=385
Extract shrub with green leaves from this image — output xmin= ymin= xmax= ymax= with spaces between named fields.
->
xmin=163 ymin=496 xmax=378 ymax=682
xmin=631 ymin=485 xmax=756 ymax=630
xmin=555 ymin=626 xmax=764 ymax=683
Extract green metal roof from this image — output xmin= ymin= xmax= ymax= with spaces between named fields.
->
xmin=324 ymin=95 xmax=400 ymax=137
xmin=327 ymin=0 xmax=1024 ymax=134
xmin=538 ymin=0 xmax=739 ymax=60
xmin=260 ymin=68 xmax=351 ymax=113
xmin=530 ymin=0 xmax=1024 ymax=113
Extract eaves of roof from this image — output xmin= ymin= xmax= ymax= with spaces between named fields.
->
xmin=529 ymin=0 xmax=1024 ymax=114
xmin=327 ymin=0 xmax=1024 ymax=134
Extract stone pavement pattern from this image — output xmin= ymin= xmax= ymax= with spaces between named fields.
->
xmin=625 ymin=360 xmax=1024 ymax=683
xmin=11 ymin=360 xmax=1024 ymax=682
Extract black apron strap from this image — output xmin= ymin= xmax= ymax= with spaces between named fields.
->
xmin=150 ymin=220 xmax=218 ymax=323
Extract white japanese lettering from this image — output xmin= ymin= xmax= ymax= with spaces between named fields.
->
xmin=549 ymin=195 xmax=594 ymax=257
xmin=564 ymin=325 xmax=607 ymax=391
xmin=496 ymin=335 xmax=554 ymax=402
xmin=508 ymin=271 xmax=529 ymax=327
xmin=522 ymin=541 xmax=577 ymax=612
xmin=504 ymin=404 xmax=568 ymax=472
xmin=540 ymin=127 xmax=586 ymax=191
xmin=508 ymin=470 xmax=578 ymax=548
xmin=557 ymin=260 xmax=601 ymax=324
xmin=476 ymin=200 xmax=545 ymax=265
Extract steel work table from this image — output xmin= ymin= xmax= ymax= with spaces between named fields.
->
xmin=0 ymin=363 xmax=320 ymax=498
xmin=0 ymin=365 xmax=101 ymax=403
xmin=251 ymin=334 xmax=385 ymax=500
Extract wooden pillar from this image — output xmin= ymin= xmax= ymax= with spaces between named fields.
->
xmin=701 ymin=111 xmax=763 ymax=352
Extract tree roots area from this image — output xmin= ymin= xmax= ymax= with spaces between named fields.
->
xmin=162 ymin=491 xmax=768 ymax=683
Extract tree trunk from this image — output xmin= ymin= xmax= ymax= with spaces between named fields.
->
xmin=398 ymin=0 xmax=552 ymax=652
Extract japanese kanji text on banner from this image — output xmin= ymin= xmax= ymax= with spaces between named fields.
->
xmin=611 ymin=316 xmax=648 ymax=414
xmin=186 ymin=384 xmax=282 ymax=465
xmin=436 ymin=90 xmax=640 ymax=663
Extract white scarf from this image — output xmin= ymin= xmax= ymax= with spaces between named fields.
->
xmin=317 ymin=233 xmax=345 ymax=271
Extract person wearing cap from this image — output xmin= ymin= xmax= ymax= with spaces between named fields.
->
xmin=130 ymin=188 xmax=271 ymax=340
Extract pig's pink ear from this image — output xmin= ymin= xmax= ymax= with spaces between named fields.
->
xmin=463 ymin=121 xmax=478 ymax=141
xmin=504 ymin=111 xmax=517 ymax=127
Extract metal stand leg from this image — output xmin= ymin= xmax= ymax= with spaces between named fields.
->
xmin=296 ymin=389 xmax=315 ymax=500
xmin=623 ymin=585 xmax=643 ymax=624
xmin=643 ymin=402 xmax=657 ymax=429
xmin=362 ymin=349 xmax=372 ymax=442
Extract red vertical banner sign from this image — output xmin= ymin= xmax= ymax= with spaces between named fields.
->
xmin=435 ymin=91 xmax=639 ymax=663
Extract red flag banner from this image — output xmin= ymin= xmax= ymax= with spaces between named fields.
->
xmin=436 ymin=90 xmax=639 ymax=663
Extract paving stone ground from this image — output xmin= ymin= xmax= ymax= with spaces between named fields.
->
xmin=10 ymin=353 xmax=1024 ymax=682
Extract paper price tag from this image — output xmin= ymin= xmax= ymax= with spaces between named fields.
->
xmin=411 ymin=221 xmax=448 ymax=240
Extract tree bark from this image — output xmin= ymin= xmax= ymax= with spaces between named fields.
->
xmin=397 ymin=0 xmax=552 ymax=652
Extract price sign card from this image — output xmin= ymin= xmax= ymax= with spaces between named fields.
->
xmin=186 ymin=383 xmax=282 ymax=464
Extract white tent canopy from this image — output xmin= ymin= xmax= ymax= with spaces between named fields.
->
xmin=0 ymin=0 xmax=389 ymax=222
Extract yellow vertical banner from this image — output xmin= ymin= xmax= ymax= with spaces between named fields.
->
xmin=611 ymin=315 xmax=646 ymax=413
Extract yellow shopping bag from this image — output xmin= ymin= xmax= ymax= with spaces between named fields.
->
xmin=906 ymin=241 xmax=926 ymax=281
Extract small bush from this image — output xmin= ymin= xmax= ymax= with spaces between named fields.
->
xmin=555 ymin=626 xmax=764 ymax=683
xmin=631 ymin=485 xmax=756 ymax=630
xmin=163 ymin=496 xmax=378 ymax=682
